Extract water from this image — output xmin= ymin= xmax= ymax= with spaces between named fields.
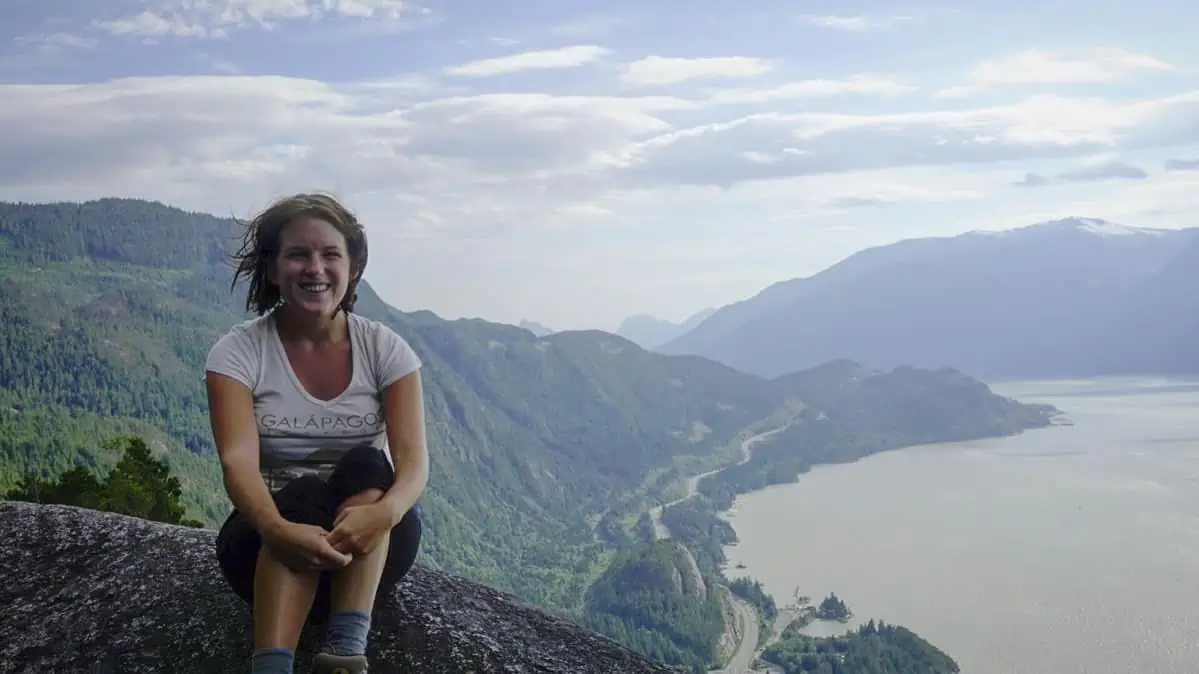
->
xmin=720 ymin=377 xmax=1199 ymax=674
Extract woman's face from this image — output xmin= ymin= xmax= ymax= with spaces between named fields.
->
xmin=269 ymin=216 xmax=353 ymax=319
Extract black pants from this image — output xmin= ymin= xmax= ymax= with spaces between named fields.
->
xmin=215 ymin=445 xmax=422 ymax=622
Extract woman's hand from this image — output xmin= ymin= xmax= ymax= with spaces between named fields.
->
xmin=263 ymin=521 xmax=353 ymax=572
xmin=327 ymin=502 xmax=394 ymax=557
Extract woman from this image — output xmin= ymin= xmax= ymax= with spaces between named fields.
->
xmin=205 ymin=193 xmax=428 ymax=674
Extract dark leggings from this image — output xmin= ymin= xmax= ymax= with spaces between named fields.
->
xmin=214 ymin=445 xmax=422 ymax=621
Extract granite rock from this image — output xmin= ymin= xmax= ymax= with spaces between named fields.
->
xmin=0 ymin=501 xmax=685 ymax=674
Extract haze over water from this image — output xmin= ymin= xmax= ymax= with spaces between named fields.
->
xmin=721 ymin=377 xmax=1199 ymax=674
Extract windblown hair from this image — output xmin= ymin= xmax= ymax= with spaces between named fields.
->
xmin=229 ymin=193 xmax=369 ymax=316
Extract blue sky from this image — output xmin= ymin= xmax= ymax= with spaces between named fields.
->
xmin=3 ymin=0 xmax=1199 ymax=331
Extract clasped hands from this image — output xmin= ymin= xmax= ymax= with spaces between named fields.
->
xmin=264 ymin=501 xmax=396 ymax=573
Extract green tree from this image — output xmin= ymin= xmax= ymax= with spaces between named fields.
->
xmin=3 ymin=434 xmax=204 ymax=528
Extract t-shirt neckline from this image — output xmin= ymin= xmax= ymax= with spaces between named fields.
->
xmin=268 ymin=312 xmax=359 ymax=408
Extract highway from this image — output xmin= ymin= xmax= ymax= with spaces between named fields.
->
xmin=643 ymin=425 xmax=791 ymax=674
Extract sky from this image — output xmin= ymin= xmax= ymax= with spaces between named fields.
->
xmin=2 ymin=0 xmax=1199 ymax=332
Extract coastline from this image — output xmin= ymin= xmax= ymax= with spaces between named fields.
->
xmin=708 ymin=408 xmax=1066 ymax=644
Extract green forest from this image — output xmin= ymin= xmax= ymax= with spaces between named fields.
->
xmin=761 ymin=619 xmax=961 ymax=674
xmin=583 ymin=542 xmax=726 ymax=673
xmin=0 ymin=198 xmax=1058 ymax=670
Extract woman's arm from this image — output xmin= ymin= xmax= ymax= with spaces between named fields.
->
xmin=206 ymin=371 xmax=286 ymax=537
xmin=377 ymin=369 xmax=430 ymax=524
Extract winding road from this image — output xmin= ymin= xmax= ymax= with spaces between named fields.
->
xmin=711 ymin=590 xmax=764 ymax=674
xmin=646 ymin=425 xmax=791 ymax=674
xmin=648 ymin=426 xmax=789 ymax=541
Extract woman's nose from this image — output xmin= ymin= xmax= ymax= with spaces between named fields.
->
xmin=304 ymin=253 xmax=326 ymax=271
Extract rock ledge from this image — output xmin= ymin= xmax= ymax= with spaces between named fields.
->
xmin=0 ymin=501 xmax=683 ymax=673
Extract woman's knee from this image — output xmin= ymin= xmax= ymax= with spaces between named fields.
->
xmin=327 ymin=446 xmax=394 ymax=505
xmin=335 ymin=487 xmax=386 ymax=516
xmin=274 ymin=475 xmax=336 ymax=529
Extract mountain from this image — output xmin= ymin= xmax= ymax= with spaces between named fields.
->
xmin=1080 ymin=232 xmax=1199 ymax=375
xmin=0 ymin=198 xmax=784 ymax=616
xmin=617 ymin=308 xmax=716 ymax=350
xmin=0 ymin=197 xmax=1057 ymax=671
xmin=518 ymin=319 xmax=554 ymax=336
xmin=658 ymin=217 xmax=1199 ymax=380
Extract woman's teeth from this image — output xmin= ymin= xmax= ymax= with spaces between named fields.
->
xmin=300 ymin=283 xmax=331 ymax=293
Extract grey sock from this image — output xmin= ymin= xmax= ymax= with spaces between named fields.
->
xmin=323 ymin=610 xmax=372 ymax=656
xmin=251 ymin=647 xmax=294 ymax=674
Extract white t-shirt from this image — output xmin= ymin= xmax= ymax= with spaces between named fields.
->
xmin=205 ymin=310 xmax=422 ymax=492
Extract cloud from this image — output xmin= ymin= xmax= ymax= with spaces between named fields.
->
xmin=91 ymin=0 xmax=415 ymax=40
xmin=0 ymin=32 xmax=99 ymax=72
xmin=797 ymin=14 xmax=915 ymax=31
xmin=1164 ymin=158 xmax=1199 ymax=171
xmin=1058 ymin=159 xmax=1149 ymax=182
xmin=621 ymin=56 xmax=773 ymax=87
xmin=1013 ymin=172 xmax=1052 ymax=188
xmin=15 ymin=32 xmax=98 ymax=51
xmin=936 ymin=47 xmax=1174 ymax=98
xmin=608 ymin=92 xmax=1199 ymax=189
xmin=0 ymin=75 xmax=694 ymax=238
xmin=1014 ymin=156 xmax=1150 ymax=187
xmin=443 ymin=45 xmax=611 ymax=77
xmin=2 ymin=71 xmax=1198 ymax=241
xmin=707 ymin=75 xmax=916 ymax=105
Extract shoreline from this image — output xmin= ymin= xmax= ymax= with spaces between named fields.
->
xmin=709 ymin=415 xmax=1070 ymax=643
xmin=644 ymin=385 xmax=1066 ymax=670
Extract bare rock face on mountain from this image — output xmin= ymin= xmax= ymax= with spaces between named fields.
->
xmin=0 ymin=501 xmax=683 ymax=674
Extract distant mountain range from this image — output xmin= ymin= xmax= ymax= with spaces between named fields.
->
xmin=615 ymin=308 xmax=716 ymax=350
xmin=657 ymin=217 xmax=1199 ymax=380
xmin=518 ymin=319 xmax=554 ymax=337
xmin=517 ymin=309 xmax=718 ymax=350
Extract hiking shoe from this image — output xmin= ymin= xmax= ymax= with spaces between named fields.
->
xmin=312 ymin=652 xmax=369 ymax=673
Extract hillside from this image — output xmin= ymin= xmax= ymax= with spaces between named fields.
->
xmin=0 ymin=197 xmax=1058 ymax=670
xmin=583 ymin=541 xmax=724 ymax=673
xmin=658 ymin=218 xmax=1199 ymax=380
xmin=0 ymin=199 xmax=781 ymax=616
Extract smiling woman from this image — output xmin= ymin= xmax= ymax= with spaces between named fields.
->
xmin=204 ymin=193 xmax=430 ymax=674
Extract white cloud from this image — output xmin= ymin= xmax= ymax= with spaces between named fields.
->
xmin=797 ymin=14 xmax=915 ymax=31
xmin=1 ymin=32 xmax=99 ymax=71
xmin=608 ymin=92 xmax=1199 ymax=189
xmin=1164 ymin=158 xmax=1199 ymax=171
xmin=1 ymin=71 xmax=1198 ymax=244
xmin=708 ymin=75 xmax=916 ymax=105
xmin=1057 ymin=155 xmax=1149 ymax=182
xmin=937 ymin=47 xmax=1174 ymax=98
xmin=443 ymin=45 xmax=611 ymax=77
xmin=621 ymin=56 xmax=773 ymax=87
xmin=92 ymin=0 xmax=415 ymax=39
xmin=15 ymin=32 xmax=98 ymax=50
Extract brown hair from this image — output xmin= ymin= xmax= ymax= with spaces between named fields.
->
xmin=229 ymin=193 xmax=369 ymax=316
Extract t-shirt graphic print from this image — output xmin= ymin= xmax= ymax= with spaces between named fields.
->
xmin=205 ymin=311 xmax=422 ymax=493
